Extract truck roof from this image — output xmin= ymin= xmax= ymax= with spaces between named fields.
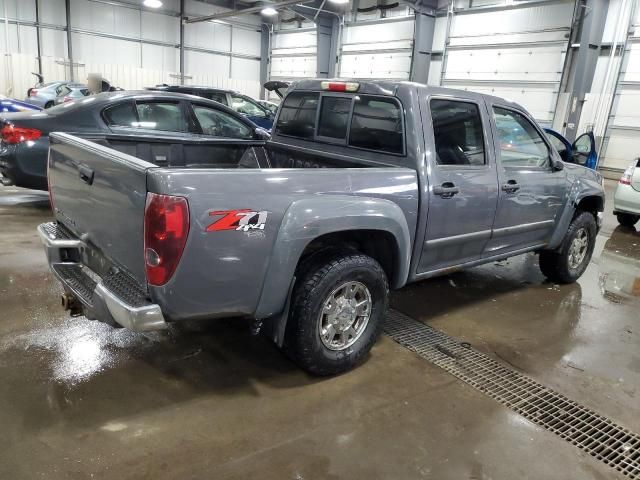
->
xmin=289 ymin=79 xmax=525 ymax=111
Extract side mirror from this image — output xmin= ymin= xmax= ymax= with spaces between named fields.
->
xmin=254 ymin=127 xmax=271 ymax=140
xmin=552 ymin=159 xmax=565 ymax=171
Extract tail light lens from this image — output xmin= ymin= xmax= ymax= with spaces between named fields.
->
xmin=620 ymin=163 xmax=636 ymax=185
xmin=1 ymin=125 xmax=42 ymax=144
xmin=144 ymin=193 xmax=190 ymax=286
xmin=63 ymin=96 xmax=72 ymax=103
xmin=320 ymin=81 xmax=359 ymax=92
xmin=29 ymin=89 xmax=38 ymax=97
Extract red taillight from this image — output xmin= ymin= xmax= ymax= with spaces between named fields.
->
xmin=1 ymin=125 xmax=42 ymax=144
xmin=29 ymin=89 xmax=38 ymax=97
xmin=320 ymin=81 xmax=359 ymax=92
xmin=144 ymin=193 xmax=190 ymax=286
xmin=63 ymin=96 xmax=72 ymax=103
xmin=620 ymin=163 xmax=636 ymax=185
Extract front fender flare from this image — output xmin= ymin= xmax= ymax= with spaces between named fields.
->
xmin=254 ymin=195 xmax=412 ymax=320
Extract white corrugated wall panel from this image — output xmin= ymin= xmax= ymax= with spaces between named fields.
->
xmin=141 ymin=11 xmax=180 ymax=44
xmin=232 ymin=28 xmax=261 ymax=57
xmin=231 ymin=57 xmax=260 ymax=82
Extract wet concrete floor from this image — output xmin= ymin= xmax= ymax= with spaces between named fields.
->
xmin=0 ymin=182 xmax=637 ymax=479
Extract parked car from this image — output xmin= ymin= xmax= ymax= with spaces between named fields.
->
xmin=613 ymin=158 xmax=640 ymax=227
xmin=39 ymin=79 xmax=604 ymax=375
xmin=53 ymin=85 xmax=89 ymax=106
xmin=24 ymin=82 xmax=86 ymax=109
xmin=0 ymin=96 xmax=42 ymax=113
xmin=147 ymin=85 xmax=275 ymax=130
xmin=256 ymin=99 xmax=279 ymax=115
xmin=545 ymin=129 xmax=598 ymax=169
xmin=0 ymin=91 xmax=267 ymax=190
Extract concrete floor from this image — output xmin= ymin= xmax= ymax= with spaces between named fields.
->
xmin=0 ymin=181 xmax=637 ymax=480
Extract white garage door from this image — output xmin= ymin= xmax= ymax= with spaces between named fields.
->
xmin=339 ymin=18 xmax=415 ymax=80
xmin=441 ymin=1 xmax=575 ymax=125
xmin=269 ymin=28 xmax=317 ymax=81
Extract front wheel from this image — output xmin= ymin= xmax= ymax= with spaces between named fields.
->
xmin=539 ymin=211 xmax=597 ymax=284
xmin=617 ymin=212 xmax=639 ymax=227
xmin=284 ymin=251 xmax=389 ymax=376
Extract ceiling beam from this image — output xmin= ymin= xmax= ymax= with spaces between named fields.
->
xmin=185 ymin=0 xmax=314 ymax=23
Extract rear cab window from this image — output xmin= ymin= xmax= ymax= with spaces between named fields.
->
xmin=274 ymin=90 xmax=405 ymax=156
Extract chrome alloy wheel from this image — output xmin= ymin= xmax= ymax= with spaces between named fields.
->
xmin=568 ymin=227 xmax=589 ymax=270
xmin=318 ymin=281 xmax=372 ymax=351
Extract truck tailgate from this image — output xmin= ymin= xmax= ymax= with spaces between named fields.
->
xmin=48 ymin=132 xmax=156 ymax=284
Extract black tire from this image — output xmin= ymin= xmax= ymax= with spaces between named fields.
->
xmin=44 ymin=101 xmax=54 ymax=109
xmin=617 ymin=213 xmax=639 ymax=227
xmin=539 ymin=211 xmax=597 ymax=284
xmin=284 ymin=251 xmax=389 ymax=376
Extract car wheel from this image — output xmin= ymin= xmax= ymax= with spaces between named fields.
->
xmin=284 ymin=251 xmax=388 ymax=376
xmin=44 ymin=101 xmax=54 ymax=109
xmin=616 ymin=213 xmax=639 ymax=227
xmin=539 ymin=211 xmax=597 ymax=284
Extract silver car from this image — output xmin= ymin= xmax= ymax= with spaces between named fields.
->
xmin=614 ymin=159 xmax=640 ymax=227
xmin=24 ymin=82 xmax=85 ymax=109
xmin=53 ymin=85 xmax=89 ymax=106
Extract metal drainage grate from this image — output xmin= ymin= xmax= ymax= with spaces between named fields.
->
xmin=384 ymin=309 xmax=640 ymax=479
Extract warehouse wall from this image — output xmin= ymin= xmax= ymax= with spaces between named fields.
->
xmin=0 ymin=0 xmax=262 ymax=99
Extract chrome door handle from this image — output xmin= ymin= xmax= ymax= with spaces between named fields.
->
xmin=501 ymin=181 xmax=520 ymax=193
xmin=433 ymin=182 xmax=460 ymax=198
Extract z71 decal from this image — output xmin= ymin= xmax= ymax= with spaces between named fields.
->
xmin=207 ymin=209 xmax=268 ymax=232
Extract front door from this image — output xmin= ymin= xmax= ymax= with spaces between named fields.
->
xmin=485 ymin=104 xmax=566 ymax=256
xmin=418 ymin=96 xmax=500 ymax=273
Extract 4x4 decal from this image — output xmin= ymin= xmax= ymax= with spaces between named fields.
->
xmin=207 ymin=209 xmax=268 ymax=232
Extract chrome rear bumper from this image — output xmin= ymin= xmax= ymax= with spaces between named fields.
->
xmin=38 ymin=222 xmax=167 ymax=332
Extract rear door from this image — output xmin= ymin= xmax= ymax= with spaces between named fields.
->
xmin=418 ymin=96 xmax=499 ymax=273
xmin=103 ymin=98 xmax=193 ymax=138
xmin=485 ymin=103 xmax=565 ymax=255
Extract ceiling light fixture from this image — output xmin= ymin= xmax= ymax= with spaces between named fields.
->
xmin=328 ymin=0 xmax=349 ymax=3
xmin=261 ymin=6 xmax=278 ymax=15
xmin=143 ymin=0 xmax=163 ymax=8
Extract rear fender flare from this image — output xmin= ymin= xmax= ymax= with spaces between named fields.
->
xmin=254 ymin=195 xmax=412 ymax=321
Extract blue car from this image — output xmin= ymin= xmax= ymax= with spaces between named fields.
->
xmin=0 ymin=96 xmax=42 ymax=113
xmin=544 ymin=129 xmax=598 ymax=170
xmin=146 ymin=85 xmax=275 ymax=130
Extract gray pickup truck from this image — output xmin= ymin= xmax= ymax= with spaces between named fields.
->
xmin=39 ymin=79 xmax=604 ymax=375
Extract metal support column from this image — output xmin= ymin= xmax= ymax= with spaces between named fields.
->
xmin=65 ymin=0 xmax=74 ymax=80
xmin=563 ymin=0 xmax=608 ymax=141
xmin=410 ymin=8 xmax=436 ymax=84
xmin=180 ymin=0 xmax=185 ymax=85
xmin=317 ymin=15 xmax=339 ymax=78
xmin=259 ymin=24 xmax=270 ymax=99
xmin=35 ymin=0 xmax=43 ymax=75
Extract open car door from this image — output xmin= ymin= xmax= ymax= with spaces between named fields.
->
xmin=572 ymin=132 xmax=597 ymax=169
xmin=544 ymin=128 xmax=598 ymax=169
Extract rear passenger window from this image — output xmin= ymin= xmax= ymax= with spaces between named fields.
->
xmin=275 ymin=92 xmax=319 ymax=139
xmin=430 ymin=99 xmax=485 ymax=166
xmin=318 ymin=97 xmax=351 ymax=139
xmin=349 ymin=96 xmax=403 ymax=154
xmin=103 ymin=101 xmax=137 ymax=127
xmin=135 ymin=101 xmax=186 ymax=132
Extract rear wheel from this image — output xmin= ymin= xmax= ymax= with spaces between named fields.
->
xmin=284 ymin=251 xmax=388 ymax=376
xmin=539 ymin=211 xmax=597 ymax=284
xmin=617 ymin=213 xmax=639 ymax=227
xmin=44 ymin=101 xmax=54 ymax=109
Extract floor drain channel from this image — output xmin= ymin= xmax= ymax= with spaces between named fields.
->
xmin=384 ymin=309 xmax=640 ymax=479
